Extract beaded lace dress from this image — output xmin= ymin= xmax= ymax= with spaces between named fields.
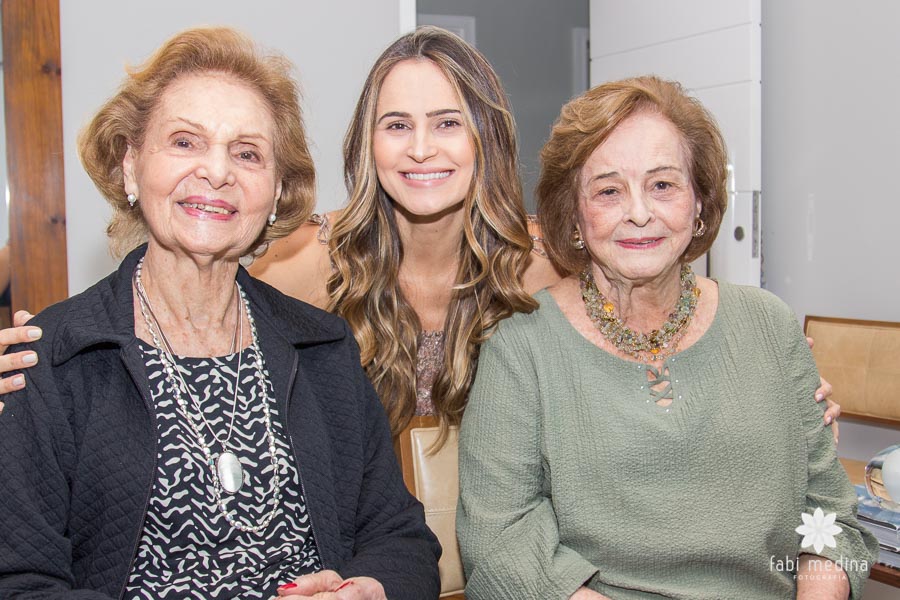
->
xmin=415 ymin=330 xmax=444 ymax=416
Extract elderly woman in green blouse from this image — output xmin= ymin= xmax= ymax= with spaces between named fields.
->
xmin=457 ymin=76 xmax=877 ymax=600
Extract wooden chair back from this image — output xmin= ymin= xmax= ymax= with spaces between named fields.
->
xmin=805 ymin=316 xmax=900 ymax=426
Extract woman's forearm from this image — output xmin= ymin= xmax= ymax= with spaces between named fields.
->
xmin=569 ymin=586 xmax=610 ymax=599
xmin=796 ymin=554 xmax=850 ymax=600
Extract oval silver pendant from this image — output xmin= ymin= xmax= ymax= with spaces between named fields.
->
xmin=217 ymin=451 xmax=244 ymax=494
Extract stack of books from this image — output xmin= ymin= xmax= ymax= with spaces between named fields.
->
xmin=856 ymin=484 xmax=900 ymax=569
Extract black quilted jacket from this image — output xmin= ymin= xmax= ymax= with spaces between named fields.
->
xmin=0 ymin=245 xmax=441 ymax=599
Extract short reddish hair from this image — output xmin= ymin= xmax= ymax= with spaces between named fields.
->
xmin=537 ymin=75 xmax=728 ymax=275
xmin=78 ymin=27 xmax=315 ymax=257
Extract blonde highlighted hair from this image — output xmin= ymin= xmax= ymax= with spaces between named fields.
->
xmin=78 ymin=27 xmax=316 ymax=257
xmin=329 ymin=26 xmax=537 ymax=440
xmin=538 ymin=75 xmax=728 ymax=275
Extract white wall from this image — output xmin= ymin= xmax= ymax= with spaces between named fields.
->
xmin=763 ymin=6 xmax=899 ymax=595
xmin=762 ymin=0 xmax=900 ymax=323
xmin=61 ymin=0 xmax=411 ymax=295
xmin=762 ymin=0 xmax=900 ymax=463
xmin=417 ymin=0 xmax=589 ymax=210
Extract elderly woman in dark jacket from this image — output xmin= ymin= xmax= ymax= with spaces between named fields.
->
xmin=0 ymin=27 xmax=439 ymax=600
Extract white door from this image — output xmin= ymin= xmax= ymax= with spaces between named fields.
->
xmin=589 ymin=0 xmax=761 ymax=286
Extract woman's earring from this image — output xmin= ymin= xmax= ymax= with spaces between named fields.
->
xmin=127 ymin=193 xmax=138 ymax=208
xmin=267 ymin=213 xmax=277 ymax=226
xmin=572 ymin=227 xmax=585 ymax=250
xmin=693 ymin=217 xmax=706 ymax=238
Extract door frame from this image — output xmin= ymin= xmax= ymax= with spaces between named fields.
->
xmin=2 ymin=0 xmax=68 ymax=315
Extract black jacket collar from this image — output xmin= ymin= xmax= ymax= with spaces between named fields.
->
xmin=51 ymin=244 xmax=346 ymax=366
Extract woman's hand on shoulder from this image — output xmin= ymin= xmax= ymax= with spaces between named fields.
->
xmin=276 ymin=570 xmax=386 ymax=599
xmin=249 ymin=213 xmax=336 ymax=309
xmin=523 ymin=250 xmax=564 ymax=295
xmin=522 ymin=218 xmax=564 ymax=294
xmin=0 ymin=310 xmax=41 ymax=398
xmin=807 ymin=336 xmax=840 ymax=444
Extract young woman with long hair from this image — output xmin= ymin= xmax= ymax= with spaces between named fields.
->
xmin=252 ymin=27 xmax=559 ymax=442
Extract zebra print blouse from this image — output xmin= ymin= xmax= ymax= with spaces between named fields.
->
xmin=124 ymin=342 xmax=320 ymax=599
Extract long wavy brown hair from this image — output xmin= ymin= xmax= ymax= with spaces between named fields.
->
xmin=329 ymin=27 xmax=537 ymax=442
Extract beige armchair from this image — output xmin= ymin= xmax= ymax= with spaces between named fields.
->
xmin=396 ymin=416 xmax=466 ymax=599
xmin=805 ymin=315 xmax=900 ymax=588
xmin=805 ymin=315 xmax=900 ymax=425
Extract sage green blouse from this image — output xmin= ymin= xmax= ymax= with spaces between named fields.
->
xmin=458 ymin=282 xmax=877 ymax=600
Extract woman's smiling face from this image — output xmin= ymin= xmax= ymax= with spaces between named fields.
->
xmin=123 ymin=72 xmax=281 ymax=260
xmin=372 ymin=59 xmax=475 ymax=220
xmin=577 ymin=109 xmax=701 ymax=286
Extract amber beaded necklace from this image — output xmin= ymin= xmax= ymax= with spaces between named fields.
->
xmin=579 ymin=264 xmax=700 ymax=362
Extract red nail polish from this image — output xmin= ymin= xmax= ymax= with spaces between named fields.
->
xmin=278 ymin=582 xmax=297 ymax=590
xmin=335 ymin=580 xmax=355 ymax=591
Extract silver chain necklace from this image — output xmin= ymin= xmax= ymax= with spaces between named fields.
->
xmin=138 ymin=274 xmax=243 ymax=456
xmin=133 ymin=257 xmax=282 ymax=533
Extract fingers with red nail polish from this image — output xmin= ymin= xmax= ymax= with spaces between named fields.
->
xmin=275 ymin=572 xmax=385 ymax=599
xmin=276 ymin=570 xmax=344 ymax=597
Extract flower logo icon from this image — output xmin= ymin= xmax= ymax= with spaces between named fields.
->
xmin=795 ymin=507 xmax=842 ymax=554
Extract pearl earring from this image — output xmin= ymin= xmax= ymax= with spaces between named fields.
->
xmin=127 ymin=193 xmax=138 ymax=207
xmin=267 ymin=213 xmax=277 ymax=226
